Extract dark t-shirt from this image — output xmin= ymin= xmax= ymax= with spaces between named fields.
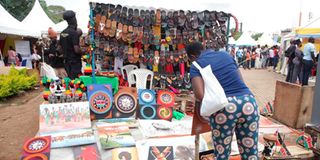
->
xmin=49 ymin=40 xmax=64 ymax=68
xmin=59 ymin=26 xmax=80 ymax=62
xmin=190 ymin=50 xmax=252 ymax=97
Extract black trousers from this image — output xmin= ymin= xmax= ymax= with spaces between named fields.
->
xmin=286 ymin=62 xmax=294 ymax=82
xmin=65 ymin=61 xmax=82 ymax=80
xmin=302 ymin=60 xmax=314 ymax=86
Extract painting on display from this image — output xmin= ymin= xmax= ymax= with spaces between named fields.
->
xmin=113 ymin=87 xmax=138 ymax=118
xmin=138 ymin=105 xmax=173 ymax=121
xmin=97 ymin=122 xmax=135 ymax=149
xmin=73 ymin=144 xmax=101 ymax=160
xmin=39 ymin=102 xmax=91 ymax=133
xmin=111 ymin=147 xmax=139 ymax=160
xmin=88 ymin=84 xmax=114 ymax=120
xmin=138 ymin=89 xmax=156 ymax=105
xmin=136 ymin=136 xmax=208 ymax=160
xmin=199 ymin=149 xmax=215 ymax=160
xmin=40 ymin=128 xmax=95 ymax=148
xmin=20 ymin=136 xmax=51 ymax=160
xmin=147 ymin=146 xmax=174 ymax=160
xmin=157 ymin=90 xmax=175 ymax=107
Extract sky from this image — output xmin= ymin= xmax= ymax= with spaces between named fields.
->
xmin=45 ymin=0 xmax=320 ymax=34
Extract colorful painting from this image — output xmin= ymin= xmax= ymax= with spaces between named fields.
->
xmin=157 ymin=90 xmax=175 ymax=107
xmin=112 ymin=147 xmax=139 ymax=160
xmin=157 ymin=106 xmax=173 ymax=121
xmin=113 ymin=87 xmax=138 ymax=118
xmin=20 ymin=136 xmax=51 ymax=160
xmin=199 ymin=150 xmax=215 ymax=160
xmin=148 ymin=146 xmax=174 ymax=160
xmin=138 ymin=105 xmax=158 ymax=120
xmin=97 ymin=123 xmax=135 ymax=149
xmin=39 ymin=102 xmax=91 ymax=133
xmin=40 ymin=128 xmax=95 ymax=148
xmin=138 ymin=89 xmax=156 ymax=105
xmin=88 ymin=84 xmax=114 ymax=120
xmin=73 ymin=144 xmax=101 ymax=160
xmin=136 ymin=136 xmax=208 ymax=160
xmin=97 ymin=118 xmax=138 ymax=128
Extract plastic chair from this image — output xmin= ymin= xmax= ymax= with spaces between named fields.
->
xmin=121 ymin=65 xmax=138 ymax=80
xmin=127 ymin=69 xmax=153 ymax=89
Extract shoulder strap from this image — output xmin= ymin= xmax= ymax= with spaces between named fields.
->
xmin=192 ymin=61 xmax=202 ymax=70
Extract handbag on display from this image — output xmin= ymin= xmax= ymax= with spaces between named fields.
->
xmin=192 ymin=61 xmax=228 ymax=118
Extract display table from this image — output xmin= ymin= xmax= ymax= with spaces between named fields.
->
xmin=79 ymin=76 xmax=119 ymax=94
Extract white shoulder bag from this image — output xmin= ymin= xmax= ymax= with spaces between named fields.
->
xmin=192 ymin=61 xmax=229 ymax=118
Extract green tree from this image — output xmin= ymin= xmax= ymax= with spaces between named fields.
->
xmin=0 ymin=0 xmax=35 ymax=21
xmin=39 ymin=0 xmax=65 ymax=24
xmin=230 ymin=28 xmax=242 ymax=41
xmin=251 ymin=33 xmax=263 ymax=41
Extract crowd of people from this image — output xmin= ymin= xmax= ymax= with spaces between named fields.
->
xmin=229 ymin=37 xmax=318 ymax=86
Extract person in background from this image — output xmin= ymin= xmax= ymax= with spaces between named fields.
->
xmin=291 ymin=40 xmax=303 ymax=84
xmin=0 ymin=50 xmax=4 ymax=67
xmin=261 ymin=45 xmax=269 ymax=69
xmin=245 ymin=47 xmax=251 ymax=69
xmin=31 ymin=44 xmax=42 ymax=69
xmin=251 ymin=47 xmax=256 ymax=68
xmin=285 ymin=40 xmax=297 ymax=82
xmin=236 ymin=47 xmax=243 ymax=67
xmin=273 ymin=45 xmax=279 ymax=72
xmin=7 ymin=46 xmax=17 ymax=66
xmin=268 ymin=47 xmax=274 ymax=68
xmin=16 ymin=52 xmax=22 ymax=66
xmin=255 ymin=45 xmax=261 ymax=69
xmin=48 ymin=27 xmax=67 ymax=79
xmin=187 ymin=42 xmax=259 ymax=160
xmin=302 ymin=37 xmax=316 ymax=85
xmin=59 ymin=10 xmax=82 ymax=79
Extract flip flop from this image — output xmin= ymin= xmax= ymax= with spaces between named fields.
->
xmin=110 ymin=20 xmax=117 ymax=37
xmin=178 ymin=10 xmax=186 ymax=28
xmin=161 ymin=10 xmax=167 ymax=28
xmin=116 ymin=22 xmax=123 ymax=40
xmin=132 ymin=27 xmax=139 ymax=43
xmin=156 ymin=9 xmax=161 ymax=26
xmin=139 ymin=9 xmax=145 ymax=26
xmin=144 ymin=10 xmax=152 ymax=28
xmin=185 ymin=11 xmax=192 ymax=30
xmin=133 ymin=9 xmax=140 ymax=27
xmin=210 ymin=11 xmax=218 ymax=27
xmin=127 ymin=8 xmax=134 ymax=26
xmin=138 ymin=27 xmax=144 ymax=43
xmin=204 ymin=10 xmax=211 ymax=28
xmin=198 ymin=11 xmax=205 ymax=29
xmin=120 ymin=6 xmax=128 ymax=25
xmin=173 ymin=11 xmax=179 ymax=28
xmin=150 ymin=10 xmax=156 ymax=26
xmin=191 ymin=11 xmax=199 ymax=29
xmin=142 ymin=29 xmax=149 ymax=45
xmin=167 ymin=11 xmax=174 ymax=28
xmin=148 ymin=29 xmax=154 ymax=44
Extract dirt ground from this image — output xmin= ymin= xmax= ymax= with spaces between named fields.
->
xmin=0 ymin=89 xmax=43 ymax=160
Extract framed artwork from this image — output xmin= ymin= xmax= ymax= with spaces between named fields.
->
xmin=40 ymin=128 xmax=95 ymax=148
xmin=147 ymin=146 xmax=174 ymax=160
xmin=111 ymin=147 xmax=139 ymax=160
xmin=39 ymin=102 xmax=91 ymax=134
xmin=113 ymin=87 xmax=138 ymax=118
xmin=138 ymin=89 xmax=156 ymax=105
xmin=97 ymin=123 xmax=135 ymax=149
xmin=157 ymin=106 xmax=173 ymax=121
xmin=157 ymin=90 xmax=175 ymax=107
xmin=199 ymin=149 xmax=215 ymax=160
xmin=20 ymin=136 xmax=51 ymax=160
xmin=138 ymin=105 xmax=157 ymax=120
xmin=88 ymin=84 xmax=114 ymax=120
xmin=73 ymin=144 xmax=101 ymax=160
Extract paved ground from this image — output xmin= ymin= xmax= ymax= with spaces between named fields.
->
xmin=0 ymin=68 xmax=296 ymax=159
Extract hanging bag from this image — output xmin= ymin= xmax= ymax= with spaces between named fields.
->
xmin=192 ymin=61 xmax=228 ymax=118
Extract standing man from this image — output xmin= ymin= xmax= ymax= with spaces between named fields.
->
xmin=59 ymin=10 xmax=82 ymax=79
xmin=285 ymin=40 xmax=296 ymax=82
xmin=302 ymin=37 xmax=316 ymax=85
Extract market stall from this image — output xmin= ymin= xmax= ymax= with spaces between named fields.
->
xmin=19 ymin=2 xmax=317 ymax=160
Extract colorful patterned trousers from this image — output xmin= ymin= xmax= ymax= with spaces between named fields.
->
xmin=209 ymin=95 xmax=260 ymax=160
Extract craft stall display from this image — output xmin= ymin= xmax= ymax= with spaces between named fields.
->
xmin=20 ymin=136 xmax=51 ymax=160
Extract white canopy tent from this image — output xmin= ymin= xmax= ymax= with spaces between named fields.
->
xmin=257 ymin=33 xmax=275 ymax=46
xmin=235 ymin=32 xmax=257 ymax=46
xmin=228 ymin=37 xmax=236 ymax=45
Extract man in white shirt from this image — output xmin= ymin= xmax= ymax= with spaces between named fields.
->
xmin=302 ymin=37 xmax=316 ymax=85
xmin=268 ymin=47 xmax=274 ymax=67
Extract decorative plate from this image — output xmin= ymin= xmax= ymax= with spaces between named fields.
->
xmin=157 ymin=91 xmax=175 ymax=107
xmin=140 ymin=105 xmax=156 ymax=119
xmin=115 ymin=93 xmax=137 ymax=113
xmin=23 ymin=153 xmax=49 ymax=160
xmin=157 ymin=106 xmax=173 ymax=120
xmin=89 ymin=91 xmax=113 ymax=114
xmin=23 ymin=137 xmax=50 ymax=154
xmin=138 ymin=89 xmax=156 ymax=105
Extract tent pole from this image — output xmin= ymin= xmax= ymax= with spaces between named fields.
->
xmin=311 ymin=55 xmax=320 ymax=124
xmin=90 ymin=3 xmax=96 ymax=84
xmin=226 ymin=15 xmax=231 ymax=50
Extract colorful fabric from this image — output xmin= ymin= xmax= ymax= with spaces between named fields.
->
xmin=209 ymin=95 xmax=259 ymax=160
